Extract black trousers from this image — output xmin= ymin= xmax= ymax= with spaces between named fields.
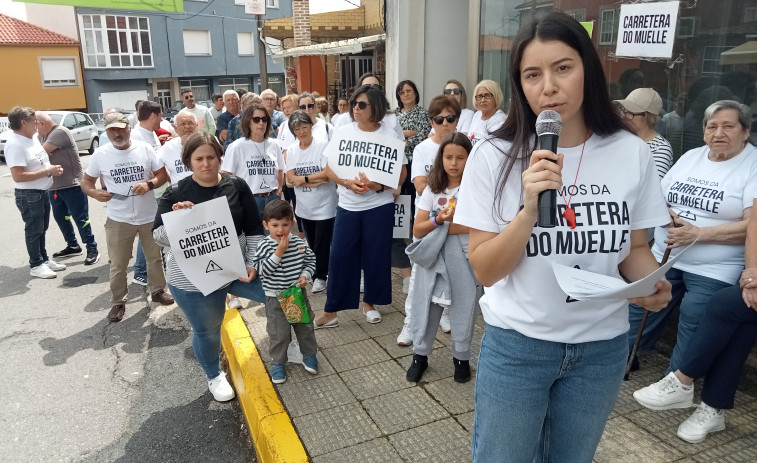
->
xmin=300 ymin=217 xmax=335 ymax=281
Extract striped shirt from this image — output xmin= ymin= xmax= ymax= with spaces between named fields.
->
xmin=648 ymin=134 xmax=673 ymax=180
xmin=253 ymin=235 xmax=315 ymax=296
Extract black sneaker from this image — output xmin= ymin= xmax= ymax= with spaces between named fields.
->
xmin=53 ymin=245 xmax=82 ymax=258
xmin=84 ymin=249 xmax=100 ymax=265
xmin=406 ymin=354 xmax=428 ymax=383
xmin=453 ymin=358 xmax=471 ymax=383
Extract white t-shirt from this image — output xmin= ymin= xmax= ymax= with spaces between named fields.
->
xmin=85 ymin=140 xmax=161 ymax=225
xmin=455 ymin=131 xmax=669 ymax=344
xmin=468 ymin=109 xmax=506 ymax=145
xmin=277 ymin=120 xmax=297 ymax=152
xmin=417 ymin=185 xmax=469 ymax=254
xmin=652 ymin=143 xmax=757 ymax=284
xmin=411 ymin=138 xmax=440 ymax=182
xmin=221 ymin=138 xmax=285 ymax=193
xmin=458 ymin=108 xmax=475 ymax=134
xmin=333 ymin=112 xmax=405 ymax=140
xmin=157 ymin=137 xmax=192 ymax=186
xmin=327 ymin=122 xmax=406 ymax=211
xmin=330 ymin=112 xmax=348 ymax=127
xmin=312 ymin=119 xmax=334 ymax=143
xmin=6 ymin=132 xmax=53 ymax=190
xmin=285 ymin=139 xmax=337 ymax=220
xmin=131 ymin=125 xmax=161 ymax=152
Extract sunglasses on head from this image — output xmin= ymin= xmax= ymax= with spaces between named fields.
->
xmin=299 ymin=103 xmax=315 ymax=110
xmin=350 ymin=101 xmax=371 ymax=110
xmin=432 ymin=114 xmax=458 ymax=125
xmin=251 ymin=116 xmax=270 ymax=123
xmin=443 ymin=88 xmax=461 ymax=95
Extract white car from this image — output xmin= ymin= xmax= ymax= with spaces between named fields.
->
xmin=0 ymin=111 xmax=99 ymax=162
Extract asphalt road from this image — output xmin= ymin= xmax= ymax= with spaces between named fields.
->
xmin=0 ymin=155 xmax=254 ymax=463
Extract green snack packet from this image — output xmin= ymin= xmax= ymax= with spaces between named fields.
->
xmin=277 ymin=286 xmax=310 ymax=324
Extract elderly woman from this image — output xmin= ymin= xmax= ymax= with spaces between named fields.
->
xmin=615 ymin=88 xmax=673 ymax=179
xmin=314 ymin=84 xmax=406 ymax=327
xmin=224 ymin=92 xmax=263 ymax=150
xmin=285 ymin=110 xmax=337 ymax=294
xmin=468 ymin=79 xmax=506 ymax=145
xmin=298 ymin=92 xmax=333 ymax=142
xmin=443 ymin=79 xmax=474 ymax=135
xmin=277 ymin=94 xmax=299 ymax=153
xmin=628 ymin=100 xmax=757 ymax=376
xmin=153 ymin=132 xmax=265 ymax=401
xmin=395 ymin=80 xmax=431 ymax=162
xmin=315 ymin=96 xmax=331 ymax=124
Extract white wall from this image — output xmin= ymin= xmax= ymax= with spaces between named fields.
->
xmin=24 ymin=4 xmax=77 ymax=40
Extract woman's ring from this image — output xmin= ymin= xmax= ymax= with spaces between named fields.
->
xmin=749 ymin=278 xmax=753 ymax=283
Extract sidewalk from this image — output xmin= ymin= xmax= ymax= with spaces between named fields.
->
xmin=233 ymin=270 xmax=757 ymax=462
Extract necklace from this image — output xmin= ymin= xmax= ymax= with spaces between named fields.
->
xmin=557 ymin=129 xmax=589 ymax=229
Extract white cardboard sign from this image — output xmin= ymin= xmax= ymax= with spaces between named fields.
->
xmin=325 ymin=130 xmax=405 ymax=188
xmin=615 ymin=1 xmax=679 ymax=59
xmin=245 ymin=0 xmax=266 ymax=15
xmin=393 ymin=195 xmax=411 ymax=239
xmin=161 ymin=196 xmax=247 ymax=296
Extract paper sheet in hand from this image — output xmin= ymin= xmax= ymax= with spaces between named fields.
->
xmin=324 ymin=130 xmax=405 ymax=188
xmin=552 ymin=240 xmax=696 ymax=301
xmin=161 ymin=196 xmax=247 ymax=296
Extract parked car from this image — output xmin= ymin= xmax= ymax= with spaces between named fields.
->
xmin=0 ymin=111 xmax=99 ymax=162
xmin=162 ymin=101 xmax=184 ymax=122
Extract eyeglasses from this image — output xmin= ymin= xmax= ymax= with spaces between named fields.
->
xmin=299 ymin=103 xmax=315 ymax=110
xmin=262 ymin=97 xmax=277 ymax=102
xmin=618 ymin=107 xmax=643 ymax=119
xmin=443 ymin=88 xmax=461 ymax=95
xmin=251 ymin=116 xmax=270 ymax=124
xmin=432 ymin=114 xmax=458 ymax=125
xmin=350 ymin=101 xmax=371 ymax=110
xmin=475 ymin=93 xmax=493 ymax=101
xmin=176 ymin=121 xmax=197 ymax=127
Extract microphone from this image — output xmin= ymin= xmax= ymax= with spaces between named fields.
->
xmin=535 ymin=110 xmax=563 ymax=228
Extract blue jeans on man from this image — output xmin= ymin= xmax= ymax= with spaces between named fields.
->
xmin=49 ymin=186 xmax=97 ymax=252
xmin=14 ymin=189 xmax=51 ymax=268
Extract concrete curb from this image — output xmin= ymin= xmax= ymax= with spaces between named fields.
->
xmin=221 ymin=308 xmax=308 ymax=463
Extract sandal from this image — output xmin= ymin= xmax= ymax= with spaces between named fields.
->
xmin=314 ymin=314 xmax=339 ymax=329
xmin=362 ymin=306 xmax=382 ymax=324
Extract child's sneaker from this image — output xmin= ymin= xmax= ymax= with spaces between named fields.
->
xmin=453 ymin=358 xmax=471 ymax=383
xmin=271 ymin=364 xmax=286 ymax=384
xmin=406 ymin=354 xmax=428 ymax=382
xmin=303 ymin=355 xmax=318 ymax=374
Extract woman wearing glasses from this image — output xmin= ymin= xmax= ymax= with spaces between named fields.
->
xmin=468 ymin=79 xmax=506 ymax=145
xmin=298 ymin=92 xmax=334 ymax=142
xmin=443 ymin=79 xmax=474 ymax=135
xmin=315 ymin=85 xmax=407 ymax=328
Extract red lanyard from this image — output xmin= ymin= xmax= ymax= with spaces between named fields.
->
xmin=557 ymin=130 xmax=589 ymax=229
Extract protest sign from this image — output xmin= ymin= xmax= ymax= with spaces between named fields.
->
xmin=161 ymin=197 xmax=247 ymax=295
xmin=325 ymin=130 xmax=405 ymax=188
xmin=393 ymin=195 xmax=411 ymax=239
xmin=615 ymin=1 xmax=679 ymax=58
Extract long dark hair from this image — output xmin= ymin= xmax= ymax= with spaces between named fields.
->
xmin=427 ymin=133 xmax=473 ymax=194
xmin=490 ymin=12 xmax=626 ymax=215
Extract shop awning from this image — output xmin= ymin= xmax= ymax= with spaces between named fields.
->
xmin=271 ymin=33 xmax=385 ymax=58
xmin=720 ymin=41 xmax=757 ymax=65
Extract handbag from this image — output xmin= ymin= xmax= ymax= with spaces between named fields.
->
xmin=276 ymin=285 xmax=311 ymax=324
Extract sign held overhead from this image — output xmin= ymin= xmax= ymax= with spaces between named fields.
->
xmin=615 ymin=1 xmax=679 ymax=59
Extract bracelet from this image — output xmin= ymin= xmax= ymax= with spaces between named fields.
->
xmin=431 ymin=216 xmax=440 ymax=228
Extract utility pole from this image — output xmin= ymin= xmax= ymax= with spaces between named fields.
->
xmin=257 ymin=15 xmax=269 ymax=91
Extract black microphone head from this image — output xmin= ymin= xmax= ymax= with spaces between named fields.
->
xmin=535 ymin=110 xmax=563 ymax=137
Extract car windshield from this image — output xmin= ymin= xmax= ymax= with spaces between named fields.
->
xmin=49 ymin=114 xmax=63 ymax=124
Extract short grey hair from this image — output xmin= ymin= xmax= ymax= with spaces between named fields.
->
xmin=175 ymin=109 xmax=198 ymax=123
xmin=703 ymin=100 xmax=751 ymax=129
xmin=288 ymin=110 xmax=313 ymax=134
xmin=8 ymin=106 xmax=35 ymax=131
xmin=297 ymin=92 xmax=315 ymax=105
xmin=261 ymin=88 xmax=277 ymax=98
xmin=223 ymin=90 xmax=239 ymax=99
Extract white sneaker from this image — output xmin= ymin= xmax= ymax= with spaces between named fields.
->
xmin=633 ymin=372 xmax=694 ymax=410
xmin=44 ymin=259 xmax=66 ymax=271
xmin=312 ymin=278 xmax=327 ymax=293
xmin=677 ymin=402 xmax=725 ymax=443
xmin=439 ymin=309 xmax=451 ymax=333
xmin=397 ymin=322 xmax=413 ymax=346
xmin=227 ymin=297 xmax=242 ymax=310
xmin=207 ymin=372 xmax=235 ymax=402
xmin=402 ymin=277 xmax=410 ymax=294
xmin=30 ymin=263 xmax=56 ymax=279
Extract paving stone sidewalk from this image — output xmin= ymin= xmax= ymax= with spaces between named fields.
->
xmin=238 ymin=270 xmax=757 ymax=462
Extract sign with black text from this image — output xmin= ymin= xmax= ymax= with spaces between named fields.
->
xmin=325 ymin=130 xmax=405 ymax=188
xmin=393 ymin=195 xmax=411 ymax=239
xmin=615 ymin=1 xmax=679 ymax=58
xmin=161 ymin=197 xmax=247 ymax=295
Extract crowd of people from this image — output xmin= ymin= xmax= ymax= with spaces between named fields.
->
xmin=7 ymin=10 xmax=757 ymax=462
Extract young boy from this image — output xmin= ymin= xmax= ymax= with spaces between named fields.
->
xmin=253 ymin=199 xmax=318 ymax=384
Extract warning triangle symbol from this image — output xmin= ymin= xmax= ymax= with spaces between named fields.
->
xmin=206 ymin=260 xmax=223 ymax=273
xmin=260 ymin=180 xmax=268 ymax=189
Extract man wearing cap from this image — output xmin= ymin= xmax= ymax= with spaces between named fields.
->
xmin=81 ymin=112 xmax=174 ymax=322
xmin=180 ymin=88 xmax=215 ymax=135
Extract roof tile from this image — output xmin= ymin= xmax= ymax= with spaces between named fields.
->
xmin=0 ymin=13 xmax=79 ymax=46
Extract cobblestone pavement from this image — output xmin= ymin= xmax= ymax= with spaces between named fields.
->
xmin=238 ymin=271 xmax=757 ymax=462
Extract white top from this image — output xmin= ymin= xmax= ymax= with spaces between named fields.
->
xmin=417 ymin=185 xmax=469 ymax=254
xmin=455 ymin=131 xmax=669 ymax=343
xmin=652 ymin=143 xmax=757 ymax=284
xmin=131 ymin=125 xmax=161 ymax=152
xmin=312 ymin=119 xmax=334 ymax=143
xmin=328 ymin=121 xmax=406 ymax=212
xmin=457 ymin=108 xmax=475 ymax=134
xmin=86 ymin=140 xmax=161 ymax=225
xmin=333 ymin=112 xmax=405 ymax=140
xmin=157 ymin=137 xmax=192 ymax=186
xmin=221 ymin=138 xmax=285 ymax=193
xmin=411 ymin=138 xmax=440 ymax=183
xmin=468 ymin=109 xmax=506 ymax=145
xmin=330 ymin=112 xmax=348 ymax=127
xmin=5 ymin=132 xmax=52 ymax=190
xmin=277 ymin=120 xmax=297 ymax=152
xmin=285 ymin=139 xmax=337 ymax=220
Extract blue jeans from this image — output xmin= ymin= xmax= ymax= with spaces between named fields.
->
xmin=254 ymin=193 xmax=280 ymax=230
xmin=169 ymin=278 xmax=265 ymax=379
xmin=134 ymin=240 xmax=146 ymax=279
xmin=14 ymin=189 xmax=51 ymax=268
xmin=472 ymin=326 xmax=626 ymax=463
xmin=49 ymin=187 xmax=97 ymax=252
xmin=627 ymin=267 xmax=731 ymax=373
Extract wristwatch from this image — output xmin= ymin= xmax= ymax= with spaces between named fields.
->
xmin=147 ymin=180 xmax=155 ymax=190
xmin=305 ymin=175 xmax=310 ymax=184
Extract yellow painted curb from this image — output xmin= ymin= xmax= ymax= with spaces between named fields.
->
xmin=221 ymin=308 xmax=309 ymax=463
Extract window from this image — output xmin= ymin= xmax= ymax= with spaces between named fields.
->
xmin=702 ymin=46 xmax=734 ymax=74
xmin=237 ymin=32 xmax=255 ymax=55
xmin=256 ymin=75 xmax=284 ymax=96
xmin=267 ymin=0 xmax=279 ymax=8
xmin=746 ymin=7 xmax=757 ymax=23
xmin=39 ymin=57 xmax=79 ymax=87
xmin=219 ymin=77 xmax=250 ymax=94
xmin=179 ymin=79 xmax=210 ymax=100
xmin=599 ymin=9 xmax=617 ymax=45
xmin=677 ymin=17 xmax=699 ymax=38
xmin=62 ymin=114 xmax=77 ymax=130
xmin=183 ymin=30 xmax=212 ymax=55
xmin=79 ymin=14 xmax=152 ymax=68
xmin=565 ymin=9 xmax=586 ymax=22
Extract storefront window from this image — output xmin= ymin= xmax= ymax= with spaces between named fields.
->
xmin=478 ymin=0 xmax=757 ymax=154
